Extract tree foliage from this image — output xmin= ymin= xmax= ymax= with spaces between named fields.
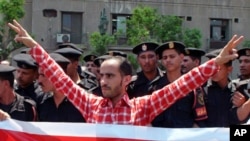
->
xmin=182 ymin=28 xmax=202 ymax=48
xmin=0 ymin=0 xmax=25 ymax=60
xmin=242 ymin=40 xmax=250 ymax=48
xmin=127 ymin=53 xmax=139 ymax=74
xmin=155 ymin=15 xmax=183 ymax=43
xmin=126 ymin=5 xmax=159 ymax=45
xmin=126 ymin=5 xmax=195 ymax=46
xmin=89 ymin=32 xmax=115 ymax=56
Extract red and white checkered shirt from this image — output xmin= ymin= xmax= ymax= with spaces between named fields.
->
xmin=30 ymin=44 xmax=218 ymax=126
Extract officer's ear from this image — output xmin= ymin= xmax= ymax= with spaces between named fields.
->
xmin=179 ymin=53 xmax=184 ymax=60
xmin=122 ymin=75 xmax=132 ymax=86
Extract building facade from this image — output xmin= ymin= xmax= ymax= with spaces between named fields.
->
xmin=22 ymin=0 xmax=250 ymax=77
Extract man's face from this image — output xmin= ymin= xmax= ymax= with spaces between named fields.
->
xmin=137 ymin=51 xmax=158 ymax=73
xmin=181 ymin=56 xmax=199 ymax=73
xmin=239 ymin=56 xmax=250 ymax=79
xmin=86 ymin=61 xmax=99 ymax=77
xmin=161 ymin=49 xmax=183 ymax=72
xmin=100 ymin=59 xmax=129 ymax=99
xmin=37 ymin=69 xmax=54 ymax=92
xmin=15 ymin=68 xmax=38 ymax=88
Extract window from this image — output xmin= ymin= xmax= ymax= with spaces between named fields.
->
xmin=209 ymin=19 xmax=230 ymax=49
xmin=112 ymin=14 xmax=131 ymax=36
xmin=210 ymin=19 xmax=229 ymax=41
xmin=62 ymin=12 xmax=82 ymax=44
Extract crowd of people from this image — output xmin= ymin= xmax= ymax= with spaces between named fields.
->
xmin=0 ymin=20 xmax=249 ymax=129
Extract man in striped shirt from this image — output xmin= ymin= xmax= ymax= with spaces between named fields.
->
xmin=5 ymin=20 xmax=243 ymax=126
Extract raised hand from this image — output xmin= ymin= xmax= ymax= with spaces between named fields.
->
xmin=214 ymin=35 xmax=244 ymax=65
xmin=8 ymin=19 xmax=38 ymax=48
xmin=0 ymin=109 xmax=10 ymax=121
xmin=232 ymin=91 xmax=246 ymax=107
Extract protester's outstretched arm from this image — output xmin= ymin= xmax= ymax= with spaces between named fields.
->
xmin=8 ymin=20 xmax=90 ymax=119
xmin=0 ymin=110 xmax=10 ymax=121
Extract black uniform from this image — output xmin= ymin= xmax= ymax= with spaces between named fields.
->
xmin=36 ymin=53 xmax=86 ymax=122
xmin=37 ymin=93 xmax=85 ymax=122
xmin=15 ymin=81 xmax=44 ymax=104
xmin=0 ymin=92 xmax=37 ymax=121
xmin=78 ymin=69 xmax=99 ymax=91
xmin=126 ymin=68 xmax=167 ymax=98
xmin=151 ymin=74 xmax=196 ymax=128
xmin=152 ymin=41 xmax=196 ymax=128
xmin=199 ymin=80 xmax=241 ymax=127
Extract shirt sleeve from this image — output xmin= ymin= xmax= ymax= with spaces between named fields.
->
xmin=29 ymin=44 xmax=91 ymax=119
xmin=144 ymin=59 xmax=219 ymax=122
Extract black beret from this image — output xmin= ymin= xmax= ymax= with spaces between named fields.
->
xmin=105 ymin=51 xmax=127 ymax=58
xmin=13 ymin=54 xmax=38 ymax=69
xmin=93 ymin=55 xmax=112 ymax=67
xmin=54 ymin=47 xmax=82 ymax=58
xmin=49 ymin=53 xmax=70 ymax=64
xmin=132 ymin=42 xmax=159 ymax=55
xmin=184 ymin=48 xmax=205 ymax=58
xmin=205 ymin=49 xmax=222 ymax=59
xmin=83 ymin=54 xmax=98 ymax=62
xmin=237 ymin=48 xmax=250 ymax=58
xmin=0 ymin=64 xmax=16 ymax=73
xmin=57 ymin=43 xmax=84 ymax=54
xmin=155 ymin=41 xmax=186 ymax=59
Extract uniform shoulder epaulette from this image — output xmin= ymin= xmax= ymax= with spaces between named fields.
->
xmin=23 ymin=96 xmax=37 ymax=107
xmin=130 ymin=75 xmax=138 ymax=82
xmin=231 ymin=78 xmax=250 ymax=88
xmin=231 ymin=78 xmax=240 ymax=84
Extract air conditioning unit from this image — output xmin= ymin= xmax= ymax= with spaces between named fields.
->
xmin=56 ymin=34 xmax=70 ymax=43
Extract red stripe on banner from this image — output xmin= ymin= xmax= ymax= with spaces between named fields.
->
xmin=0 ymin=129 xmax=147 ymax=141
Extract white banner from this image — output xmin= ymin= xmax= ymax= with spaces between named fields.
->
xmin=0 ymin=119 xmax=229 ymax=141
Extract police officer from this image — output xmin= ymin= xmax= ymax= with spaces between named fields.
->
xmin=13 ymin=53 xmax=43 ymax=104
xmin=232 ymin=48 xmax=250 ymax=99
xmin=37 ymin=53 xmax=85 ymax=122
xmin=152 ymin=41 xmax=196 ymax=128
xmin=182 ymin=48 xmax=205 ymax=73
xmin=54 ymin=43 xmax=98 ymax=91
xmin=182 ymin=48 xmax=208 ymax=123
xmin=200 ymin=49 xmax=242 ymax=127
xmin=126 ymin=42 xmax=166 ymax=99
xmin=83 ymin=54 xmax=100 ymax=80
xmin=0 ymin=64 xmax=37 ymax=121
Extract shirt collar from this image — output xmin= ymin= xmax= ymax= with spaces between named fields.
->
xmin=101 ymin=94 xmax=131 ymax=108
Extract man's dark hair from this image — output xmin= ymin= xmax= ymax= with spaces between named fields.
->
xmin=189 ymin=56 xmax=202 ymax=65
xmin=0 ymin=72 xmax=15 ymax=88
